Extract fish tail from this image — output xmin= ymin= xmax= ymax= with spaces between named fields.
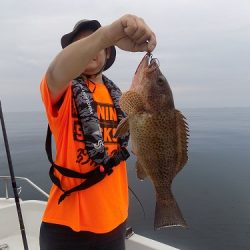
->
xmin=154 ymin=191 xmax=188 ymax=230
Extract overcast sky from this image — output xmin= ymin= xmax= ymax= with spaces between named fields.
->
xmin=0 ymin=0 xmax=249 ymax=112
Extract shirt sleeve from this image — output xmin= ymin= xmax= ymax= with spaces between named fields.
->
xmin=40 ymin=74 xmax=72 ymax=127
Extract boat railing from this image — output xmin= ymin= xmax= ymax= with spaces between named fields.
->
xmin=0 ymin=175 xmax=136 ymax=239
xmin=0 ymin=176 xmax=49 ymax=200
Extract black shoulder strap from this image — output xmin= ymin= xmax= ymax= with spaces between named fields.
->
xmin=45 ymin=124 xmax=53 ymax=164
xmin=45 ymin=125 xmax=129 ymax=204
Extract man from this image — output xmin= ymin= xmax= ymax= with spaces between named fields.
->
xmin=40 ymin=14 xmax=156 ymax=250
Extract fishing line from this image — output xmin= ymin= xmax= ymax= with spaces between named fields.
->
xmin=128 ymin=185 xmax=146 ymax=219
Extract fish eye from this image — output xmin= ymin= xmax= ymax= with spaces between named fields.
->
xmin=158 ymin=75 xmax=165 ymax=86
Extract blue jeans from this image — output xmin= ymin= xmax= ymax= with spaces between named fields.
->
xmin=39 ymin=221 xmax=126 ymax=250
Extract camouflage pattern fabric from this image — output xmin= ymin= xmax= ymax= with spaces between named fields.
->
xmin=72 ymin=75 xmax=129 ymax=165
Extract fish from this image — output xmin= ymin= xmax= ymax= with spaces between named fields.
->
xmin=115 ymin=53 xmax=189 ymax=230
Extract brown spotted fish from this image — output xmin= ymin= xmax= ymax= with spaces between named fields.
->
xmin=115 ymin=53 xmax=189 ymax=230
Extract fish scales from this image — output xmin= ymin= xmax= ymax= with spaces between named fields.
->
xmin=115 ymin=53 xmax=189 ymax=230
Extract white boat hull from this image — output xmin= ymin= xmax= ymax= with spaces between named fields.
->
xmin=0 ymin=199 xmax=179 ymax=250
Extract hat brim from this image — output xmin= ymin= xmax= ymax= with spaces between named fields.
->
xmin=61 ymin=20 xmax=116 ymax=71
xmin=104 ymin=46 xmax=116 ymax=71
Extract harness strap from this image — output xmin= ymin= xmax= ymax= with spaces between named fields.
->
xmin=45 ymin=125 xmax=130 ymax=204
xmin=57 ymin=171 xmax=106 ymax=204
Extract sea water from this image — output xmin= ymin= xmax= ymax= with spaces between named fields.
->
xmin=0 ymin=108 xmax=250 ymax=250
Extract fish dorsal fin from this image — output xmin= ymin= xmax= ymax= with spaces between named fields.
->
xmin=120 ymin=91 xmax=145 ymax=115
xmin=175 ymin=109 xmax=189 ymax=173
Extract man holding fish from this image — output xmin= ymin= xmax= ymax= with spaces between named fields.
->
xmin=40 ymin=14 xmax=157 ymax=250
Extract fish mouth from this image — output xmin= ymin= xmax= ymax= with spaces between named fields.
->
xmin=131 ymin=53 xmax=160 ymax=91
xmin=147 ymin=54 xmax=160 ymax=73
xmin=134 ymin=53 xmax=160 ymax=74
xmin=134 ymin=53 xmax=150 ymax=74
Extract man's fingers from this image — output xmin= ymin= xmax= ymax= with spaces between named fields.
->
xmin=134 ymin=18 xmax=150 ymax=43
xmin=130 ymin=17 xmax=156 ymax=52
xmin=135 ymin=32 xmax=156 ymax=52
xmin=129 ymin=18 xmax=148 ymax=41
xmin=122 ymin=16 xmax=138 ymax=37
xmin=115 ymin=14 xmax=157 ymax=53
xmin=136 ymin=32 xmax=151 ymax=45
xmin=123 ymin=15 xmax=154 ymax=44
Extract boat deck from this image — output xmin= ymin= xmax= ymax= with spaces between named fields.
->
xmin=0 ymin=199 xmax=179 ymax=250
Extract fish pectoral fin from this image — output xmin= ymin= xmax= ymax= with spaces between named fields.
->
xmin=175 ymin=109 xmax=189 ymax=174
xmin=114 ymin=116 xmax=130 ymax=138
xmin=120 ymin=91 xmax=145 ymax=115
xmin=136 ymin=160 xmax=147 ymax=181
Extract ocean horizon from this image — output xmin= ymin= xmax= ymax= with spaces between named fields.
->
xmin=0 ymin=107 xmax=250 ymax=250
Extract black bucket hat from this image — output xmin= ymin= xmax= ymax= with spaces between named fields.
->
xmin=61 ymin=19 xmax=116 ymax=71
